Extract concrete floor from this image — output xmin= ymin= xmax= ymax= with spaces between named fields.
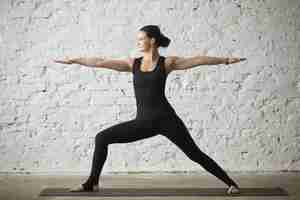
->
xmin=0 ymin=172 xmax=299 ymax=200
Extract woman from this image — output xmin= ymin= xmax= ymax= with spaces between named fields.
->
xmin=54 ymin=25 xmax=246 ymax=194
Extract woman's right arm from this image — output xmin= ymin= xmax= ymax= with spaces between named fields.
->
xmin=53 ymin=56 xmax=134 ymax=72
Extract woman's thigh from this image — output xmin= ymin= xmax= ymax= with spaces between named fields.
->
xmin=158 ymin=115 xmax=201 ymax=157
xmin=96 ymin=118 xmax=160 ymax=145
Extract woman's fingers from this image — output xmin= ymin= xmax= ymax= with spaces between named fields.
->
xmin=53 ymin=57 xmax=73 ymax=64
xmin=235 ymin=57 xmax=247 ymax=63
xmin=228 ymin=57 xmax=247 ymax=64
xmin=53 ymin=60 xmax=67 ymax=64
xmin=53 ymin=59 xmax=64 ymax=63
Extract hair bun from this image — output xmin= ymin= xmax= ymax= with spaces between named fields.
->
xmin=159 ymin=34 xmax=171 ymax=48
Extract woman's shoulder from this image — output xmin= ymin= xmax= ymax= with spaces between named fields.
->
xmin=163 ymin=56 xmax=174 ymax=75
xmin=127 ymin=56 xmax=142 ymax=72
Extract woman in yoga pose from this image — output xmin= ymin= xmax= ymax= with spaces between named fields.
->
xmin=54 ymin=25 xmax=246 ymax=194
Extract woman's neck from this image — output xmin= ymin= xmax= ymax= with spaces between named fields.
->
xmin=142 ymin=50 xmax=160 ymax=62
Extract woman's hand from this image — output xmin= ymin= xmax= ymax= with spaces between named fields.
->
xmin=225 ymin=57 xmax=247 ymax=65
xmin=53 ymin=56 xmax=74 ymax=64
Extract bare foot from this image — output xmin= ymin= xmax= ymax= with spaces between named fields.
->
xmin=227 ymin=185 xmax=240 ymax=195
xmin=69 ymin=184 xmax=99 ymax=192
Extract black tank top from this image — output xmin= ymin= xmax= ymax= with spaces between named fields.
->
xmin=132 ymin=55 xmax=177 ymax=120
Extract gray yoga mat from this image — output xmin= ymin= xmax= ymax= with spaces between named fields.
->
xmin=39 ymin=187 xmax=288 ymax=197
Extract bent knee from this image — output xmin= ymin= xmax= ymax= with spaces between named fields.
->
xmin=95 ymin=131 xmax=110 ymax=146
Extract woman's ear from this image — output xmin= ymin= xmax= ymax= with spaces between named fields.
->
xmin=150 ymin=37 xmax=156 ymax=46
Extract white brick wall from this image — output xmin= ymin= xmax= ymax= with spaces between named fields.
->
xmin=0 ymin=0 xmax=299 ymax=174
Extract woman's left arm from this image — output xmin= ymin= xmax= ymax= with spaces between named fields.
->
xmin=168 ymin=55 xmax=246 ymax=71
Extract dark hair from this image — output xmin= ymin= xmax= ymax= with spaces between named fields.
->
xmin=139 ymin=25 xmax=171 ymax=48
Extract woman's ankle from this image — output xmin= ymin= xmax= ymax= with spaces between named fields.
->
xmin=231 ymin=184 xmax=239 ymax=189
xmin=228 ymin=182 xmax=239 ymax=189
xmin=83 ymin=180 xmax=97 ymax=188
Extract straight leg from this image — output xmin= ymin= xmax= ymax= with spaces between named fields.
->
xmin=158 ymin=115 xmax=239 ymax=188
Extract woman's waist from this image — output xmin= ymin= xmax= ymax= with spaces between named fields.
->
xmin=136 ymin=103 xmax=176 ymax=115
xmin=136 ymin=99 xmax=174 ymax=109
xmin=135 ymin=108 xmax=177 ymax=120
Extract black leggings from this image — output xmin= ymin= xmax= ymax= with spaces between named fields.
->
xmin=83 ymin=114 xmax=238 ymax=188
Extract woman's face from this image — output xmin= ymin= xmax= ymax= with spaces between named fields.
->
xmin=137 ymin=31 xmax=156 ymax=52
